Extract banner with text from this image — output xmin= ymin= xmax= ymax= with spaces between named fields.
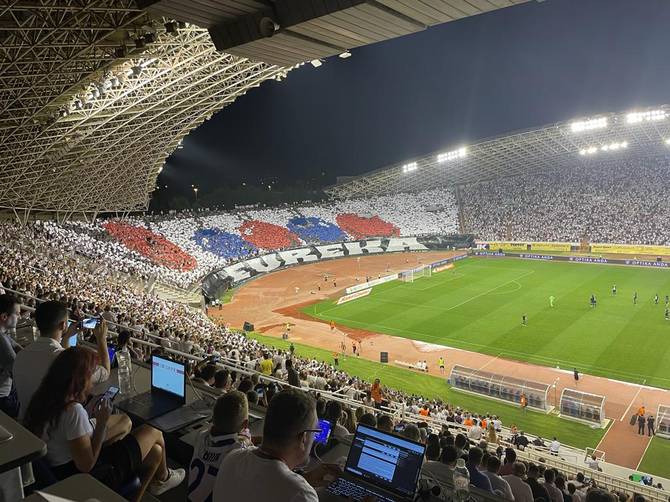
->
xmin=590 ymin=243 xmax=670 ymax=256
xmin=337 ymin=288 xmax=372 ymax=305
xmin=345 ymin=273 xmax=399 ymax=295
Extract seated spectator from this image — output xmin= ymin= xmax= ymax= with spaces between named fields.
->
xmin=585 ymin=489 xmax=616 ymax=502
xmin=0 ymin=294 xmax=21 ymax=418
xmin=213 ymin=369 xmax=230 ymax=392
xmin=515 ymin=431 xmax=530 ymax=450
xmin=468 ymin=419 xmax=483 ymax=441
xmin=454 ymin=433 xmax=469 ymax=459
xmin=483 ymin=454 xmax=514 ymax=500
xmin=503 ymin=462 xmax=534 ymax=502
xmin=465 ymin=447 xmax=493 ymax=492
xmin=556 ymin=476 xmax=572 ymax=502
xmin=188 ymin=391 xmax=251 ymax=502
xmin=526 ymin=463 xmax=550 ymax=502
xmin=286 ymin=358 xmax=300 ymax=387
xmin=401 ymin=423 xmax=421 ymax=443
xmin=193 ymin=360 xmax=218 ymax=386
xmin=113 ymin=330 xmax=141 ymax=364
xmin=213 ymin=389 xmax=320 ymax=501
xmin=358 ymin=413 xmax=377 ymax=428
xmin=324 ymin=401 xmax=350 ymax=440
xmin=499 ymin=447 xmax=517 ymax=476
xmin=544 ymin=468 xmax=565 ymax=502
xmin=376 ymin=414 xmax=393 ymax=433
xmin=568 ymin=483 xmax=584 ymax=502
xmin=24 ymin=347 xmax=184 ymax=499
xmin=14 ymin=301 xmax=111 ymax=421
xmin=422 ymin=444 xmax=458 ymax=485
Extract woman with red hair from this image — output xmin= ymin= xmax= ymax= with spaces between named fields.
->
xmin=23 ymin=347 xmax=184 ymax=501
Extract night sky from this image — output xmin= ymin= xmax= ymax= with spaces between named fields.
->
xmin=160 ymin=0 xmax=670 ymax=195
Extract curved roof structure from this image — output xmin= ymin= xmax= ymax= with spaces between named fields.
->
xmin=0 ymin=0 xmax=532 ymax=218
xmin=324 ymin=106 xmax=670 ymax=199
xmin=0 ymin=1 xmax=287 ymax=218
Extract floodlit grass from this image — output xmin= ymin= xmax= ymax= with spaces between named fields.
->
xmin=305 ymin=257 xmax=670 ymax=388
xmin=637 ymin=437 xmax=670 ymax=479
xmin=219 ymin=287 xmax=237 ymax=304
xmin=249 ymin=332 xmax=607 ymax=449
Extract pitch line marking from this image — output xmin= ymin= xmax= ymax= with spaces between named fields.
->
xmin=635 ymin=437 xmax=654 ymax=470
xmin=443 ymin=270 xmax=535 ymax=311
xmin=475 ymin=353 xmax=501 ymax=373
xmin=311 ymin=313 xmax=670 ymax=384
xmin=619 ymin=379 xmax=646 ymax=422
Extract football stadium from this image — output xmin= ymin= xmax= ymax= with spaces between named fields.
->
xmin=2 ymin=1 xmax=670 ymax=501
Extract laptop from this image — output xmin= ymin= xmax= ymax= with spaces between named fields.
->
xmin=327 ymin=424 xmax=426 ymax=502
xmin=116 ymin=355 xmax=186 ymax=420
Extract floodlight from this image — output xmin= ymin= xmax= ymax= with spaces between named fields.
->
xmin=666 ymin=138 xmax=670 ymax=145
xmin=339 ymin=51 xmax=352 ymax=59
xmin=627 ymin=110 xmax=667 ymax=124
xmin=570 ymin=117 xmax=607 ymax=133
xmin=402 ymin=162 xmax=418 ymax=173
xmin=310 ymin=59 xmax=322 ymax=68
xmin=437 ymin=147 xmax=467 ymax=163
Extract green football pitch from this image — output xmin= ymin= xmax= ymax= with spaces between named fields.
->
xmin=306 ymin=257 xmax=670 ymax=388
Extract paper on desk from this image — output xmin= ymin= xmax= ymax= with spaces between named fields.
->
xmin=36 ymin=492 xmax=101 ymax=502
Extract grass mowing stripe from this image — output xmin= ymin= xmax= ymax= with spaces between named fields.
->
xmin=248 ymin=332 xmax=606 ymax=450
xmin=305 ymin=257 xmax=670 ymax=388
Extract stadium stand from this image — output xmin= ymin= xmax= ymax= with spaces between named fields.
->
xmin=461 ymin=157 xmax=670 ymax=244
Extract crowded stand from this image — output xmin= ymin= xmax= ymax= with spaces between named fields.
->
xmin=5 ymin=190 xmax=459 ymax=290
xmin=1 ymin=217 xmax=667 ymax=501
xmin=461 ymin=157 xmax=670 ymax=244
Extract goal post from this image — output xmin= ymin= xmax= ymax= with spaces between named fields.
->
xmin=398 ymin=265 xmax=431 ymax=283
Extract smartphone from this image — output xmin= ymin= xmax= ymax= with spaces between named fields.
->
xmin=82 ymin=317 xmax=99 ymax=329
xmin=256 ymin=387 xmax=265 ymax=397
xmin=68 ymin=333 xmax=78 ymax=347
xmin=314 ymin=419 xmax=332 ymax=445
xmin=101 ymin=386 xmax=120 ymax=402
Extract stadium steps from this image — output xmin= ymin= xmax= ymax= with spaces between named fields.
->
xmin=152 ymin=280 xmax=203 ymax=306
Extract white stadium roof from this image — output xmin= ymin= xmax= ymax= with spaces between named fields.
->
xmin=324 ymin=106 xmax=670 ymax=199
xmin=0 ymin=0 xmax=532 ymax=218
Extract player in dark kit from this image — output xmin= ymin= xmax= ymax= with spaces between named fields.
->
xmin=633 ymin=292 xmax=638 ymax=305
xmin=655 ymin=294 xmax=659 ymax=305
xmin=612 ymin=284 xmax=617 ymax=296
xmin=522 ymin=314 xmax=528 ymax=327
xmin=590 ymin=294 xmax=597 ymax=308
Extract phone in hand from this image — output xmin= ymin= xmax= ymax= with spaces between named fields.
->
xmin=101 ymin=386 xmax=120 ymax=402
xmin=81 ymin=317 xmax=99 ymax=329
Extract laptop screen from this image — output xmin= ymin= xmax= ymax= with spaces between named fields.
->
xmin=345 ymin=425 xmax=425 ymax=498
xmin=151 ymin=356 xmax=186 ymax=398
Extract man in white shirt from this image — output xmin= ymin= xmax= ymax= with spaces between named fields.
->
xmin=468 ymin=420 xmax=483 ymax=441
xmin=483 ymin=455 xmax=514 ymax=500
xmin=503 ymin=462 xmax=534 ymax=502
xmin=14 ymin=301 xmax=127 ymax=440
xmin=550 ymin=437 xmax=561 ymax=456
xmin=187 ymin=391 xmax=250 ymax=502
xmin=213 ymin=389 xmax=320 ymax=502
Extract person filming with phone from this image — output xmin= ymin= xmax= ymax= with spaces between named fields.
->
xmin=14 ymin=301 xmax=112 ymax=421
xmin=23 ymin=347 xmax=185 ymax=500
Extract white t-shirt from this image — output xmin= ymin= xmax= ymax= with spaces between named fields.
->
xmin=188 ymin=431 xmax=244 ymax=502
xmin=213 ymin=448 xmax=318 ymax=502
xmin=44 ymin=403 xmax=93 ymax=467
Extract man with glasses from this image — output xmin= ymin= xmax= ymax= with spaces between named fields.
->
xmin=213 ymin=389 xmax=323 ymax=501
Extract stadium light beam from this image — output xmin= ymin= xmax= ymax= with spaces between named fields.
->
xmin=570 ymin=117 xmax=608 ymax=133
xmin=626 ymin=110 xmax=667 ymax=124
xmin=437 ymin=147 xmax=467 ymax=163
xmin=402 ymin=162 xmax=418 ymax=174
xmin=579 ymin=141 xmax=628 ymax=156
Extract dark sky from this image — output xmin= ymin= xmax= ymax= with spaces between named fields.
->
xmin=160 ymin=0 xmax=670 ymax=192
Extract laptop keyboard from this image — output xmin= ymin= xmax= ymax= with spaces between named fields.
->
xmin=129 ymin=393 xmax=153 ymax=405
xmin=328 ymin=478 xmax=394 ymax=502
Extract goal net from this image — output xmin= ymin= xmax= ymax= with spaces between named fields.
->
xmin=398 ymin=265 xmax=431 ymax=283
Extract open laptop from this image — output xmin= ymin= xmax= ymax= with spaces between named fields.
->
xmin=116 ymin=355 xmax=186 ymax=421
xmin=327 ymin=424 xmax=425 ymax=502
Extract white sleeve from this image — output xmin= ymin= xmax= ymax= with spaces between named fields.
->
xmin=64 ymin=404 xmax=94 ymax=441
xmin=91 ymin=365 xmax=110 ymax=384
